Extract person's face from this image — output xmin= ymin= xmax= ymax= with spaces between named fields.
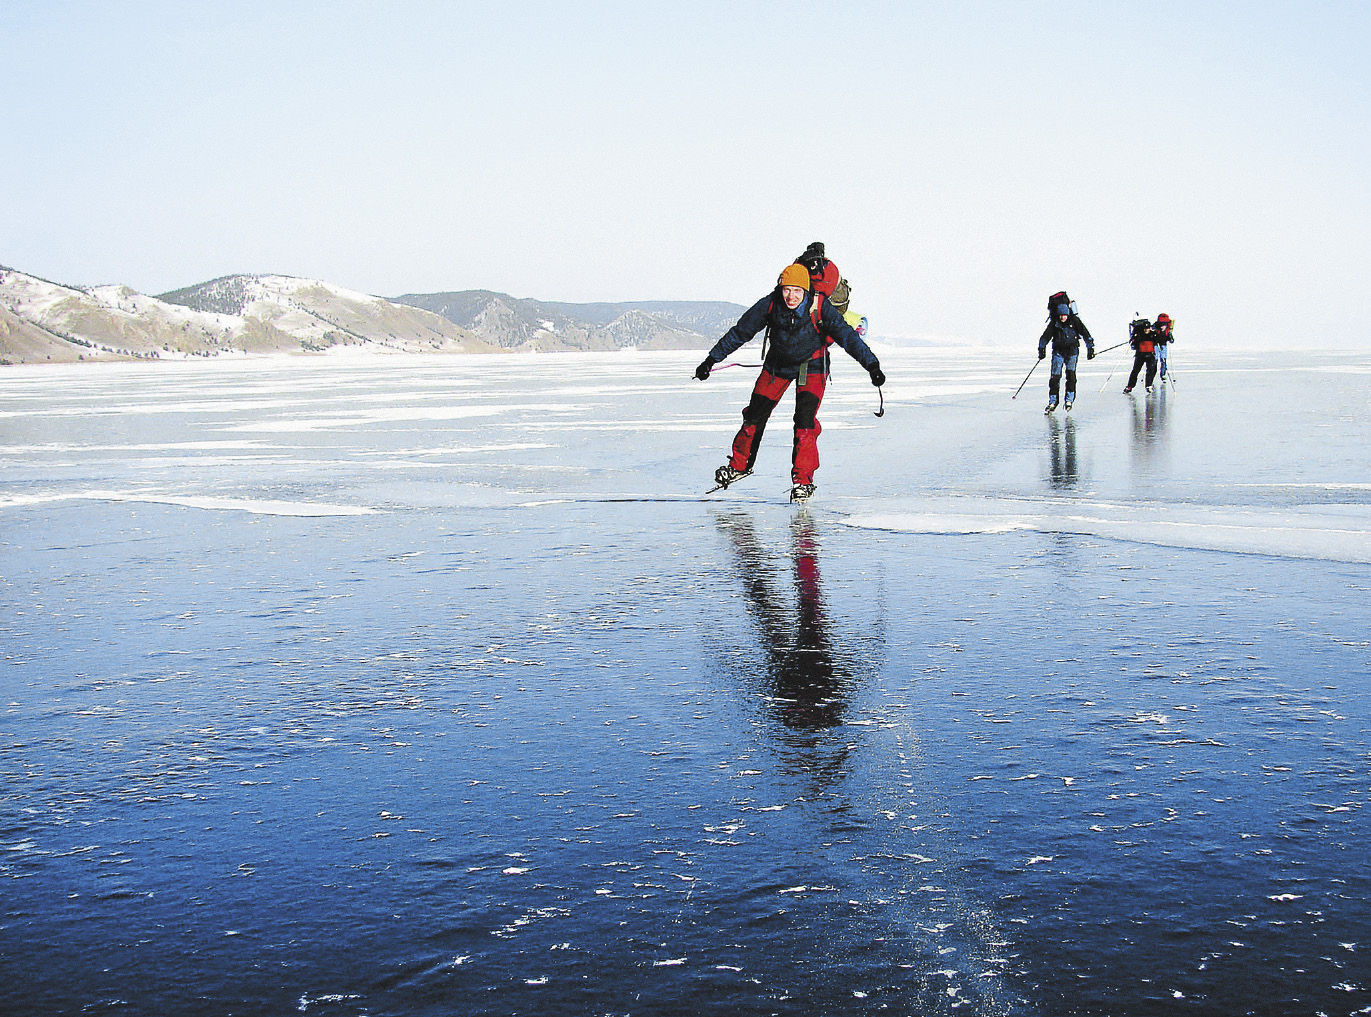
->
xmin=782 ymin=285 xmax=806 ymax=309
xmin=1058 ymin=313 xmax=1068 ymax=323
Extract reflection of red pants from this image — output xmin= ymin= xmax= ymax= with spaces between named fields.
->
xmin=728 ymin=367 xmax=827 ymax=484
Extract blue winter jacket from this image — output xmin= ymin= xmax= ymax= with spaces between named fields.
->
xmin=707 ymin=291 xmax=881 ymax=381
xmin=1038 ymin=320 xmax=1093 ymax=359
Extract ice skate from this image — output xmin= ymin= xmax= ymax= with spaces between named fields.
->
xmin=790 ymin=483 xmax=816 ymax=502
xmin=709 ymin=464 xmax=751 ymax=493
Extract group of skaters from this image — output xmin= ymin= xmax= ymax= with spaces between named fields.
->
xmin=1121 ymin=311 xmax=1175 ymax=395
xmin=1037 ymin=292 xmax=1175 ymax=413
xmin=694 ymin=244 xmax=1173 ymax=500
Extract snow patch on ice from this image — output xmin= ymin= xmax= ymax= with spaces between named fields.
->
xmin=0 ymin=440 xmax=266 ymax=454
xmin=353 ymin=442 xmax=554 ymax=456
xmin=842 ymin=496 xmax=1371 ymax=564
xmin=0 ymin=489 xmax=376 ymax=516
xmin=223 ymin=405 xmax=511 ymax=431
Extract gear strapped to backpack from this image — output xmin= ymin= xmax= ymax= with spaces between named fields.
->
xmin=829 ymin=277 xmax=852 ymax=314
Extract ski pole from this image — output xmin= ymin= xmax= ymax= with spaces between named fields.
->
xmin=1097 ymin=344 xmax=1131 ymax=391
xmin=1011 ymin=358 xmax=1042 ymax=399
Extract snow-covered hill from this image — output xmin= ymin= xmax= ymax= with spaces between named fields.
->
xmin=0 ymin=267 xmax=496 ymax=364
xmin=0 ymin=263 xmax=740 ymax=366
xmin=157 ymin=274 xmax=495 ymax=356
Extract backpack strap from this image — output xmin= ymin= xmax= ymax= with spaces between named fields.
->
xmin=812 ymin=292 xmax=837 ymax=356
xmin=810 ymin=291 xmax=824 ymax=331
xmin=762 ymin=297 xmax=774 ymax=364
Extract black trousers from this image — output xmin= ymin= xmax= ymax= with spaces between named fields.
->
xmin=1127 ymin=352 xmax=1157 ymax=389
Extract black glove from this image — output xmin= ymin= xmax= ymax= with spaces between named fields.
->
xmin=694 ymin=358 xmax=715 ymax=381
xmin=869 ymin=366 xmax=886 ymax=387
xmin=1087 ymin=347 xmax=1095 ymax=360
xmin=1038 ymin=349 xmax=1046 ymax=360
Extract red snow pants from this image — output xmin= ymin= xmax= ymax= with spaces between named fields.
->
xmin=728 ymin=366 xmax=827 ymax=484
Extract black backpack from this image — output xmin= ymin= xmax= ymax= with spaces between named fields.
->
xmin=1048 ymin=291 xmax=1079 ymax=320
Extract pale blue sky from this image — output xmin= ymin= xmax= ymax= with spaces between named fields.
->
xmin=2 ymin=1 xmax=1367 ymax=346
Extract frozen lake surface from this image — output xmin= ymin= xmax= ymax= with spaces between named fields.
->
xmin=2 ymin=347 xmax=1370 ymax=1016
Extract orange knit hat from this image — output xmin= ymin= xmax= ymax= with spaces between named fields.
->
xmin=778 ymin=263 xmax=811 ymax=291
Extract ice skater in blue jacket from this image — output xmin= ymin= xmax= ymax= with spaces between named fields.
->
xmin=1038 ymin=303 xmax=1095 ymax=412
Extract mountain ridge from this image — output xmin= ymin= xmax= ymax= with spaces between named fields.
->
xmin=0 ymin=263 xmax=743 ymax=365
xmin=392 ymin=289 xmax=745 ymax=346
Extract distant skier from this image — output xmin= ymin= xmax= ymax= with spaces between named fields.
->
xmin=694 ymin=261 xmax=884 ymax=501
xmin=1038 ymin=303 xmax=1094 ymax=412
xmin=1153 ymin=313 xmax=1174 ymax=378
xmin=1124 ymin=316 xmax=1159 ymax=394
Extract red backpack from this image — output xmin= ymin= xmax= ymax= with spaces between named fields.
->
xmin=808 ymin=259 xmax=841 ymax=299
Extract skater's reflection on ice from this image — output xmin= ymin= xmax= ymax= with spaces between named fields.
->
xmin=715 ymin=511 xmax=846 ymax=729
xmin=1047 ymin=413 xmax=1079 ymax=490
xmin=712 ymin=510 xmax=883 ymax=788
xmin=1129 ymin=384 xmax=1171 ymax=471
